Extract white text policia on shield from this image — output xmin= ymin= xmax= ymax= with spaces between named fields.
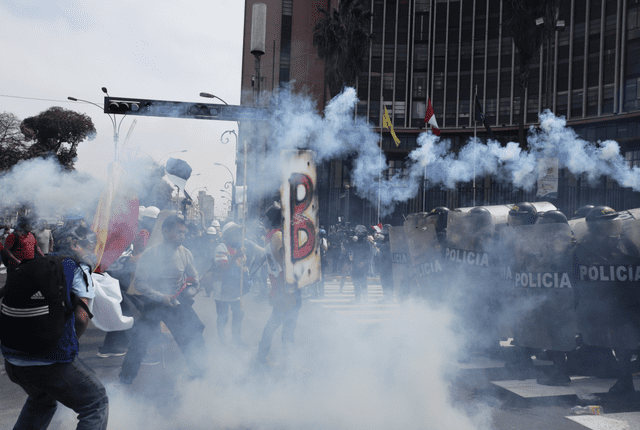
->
xmin=515 ymin=272 xmax=572 ymax=288
xmin=445 ymin=248 xmax=490 ymax=267
xmin=579 ymin=265 xmax=640 ymax=282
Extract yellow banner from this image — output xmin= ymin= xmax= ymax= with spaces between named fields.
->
xmin=383 ymin=106 xmax=401 ymax=147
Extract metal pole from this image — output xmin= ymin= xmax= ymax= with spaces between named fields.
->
xmin=473 ymin=85 xmax=477 ymax=207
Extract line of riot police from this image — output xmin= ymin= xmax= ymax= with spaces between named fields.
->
xmin=389 ymin=201 xmax=640 ymax=394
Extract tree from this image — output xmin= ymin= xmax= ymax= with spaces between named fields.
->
xmin=504 ymin=0 xmax=559 ymax=148
xmin=20 ymin=106 xmax=96 ymax=170
xmin=0 ymin=112 xmax=28 ymax=171
xmin=313 ymin=0 xmax=373 ymax=99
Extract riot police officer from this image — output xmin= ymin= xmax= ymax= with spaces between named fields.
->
xmin=571 ymin=205 xmax=595 ymax=220
xmin=508 ymin=202 xmax=537 ymax=227
xmin=574 ymin=206 xmax=640 ymax=394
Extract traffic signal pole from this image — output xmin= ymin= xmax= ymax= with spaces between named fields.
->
xmin=102 ymin=97 xmax=270 ymax=122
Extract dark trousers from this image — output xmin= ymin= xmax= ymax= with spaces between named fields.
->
xmin=5 ymin=358 xmax=108 ymax=430
xmin=119 ymin=301 xmax=206 ymax=383
xmin=214 ymin=299 xmax=244 ymax=342
xmin=257 ymin=306 xmax=300 ymax=361
xmin=353 ymin=274 xmax=368 ymax=300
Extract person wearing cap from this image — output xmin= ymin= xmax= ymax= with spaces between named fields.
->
xmin=119 ymin=215 xmax=206 ymax=385
xmin=212 ymin=222 xmax=264 ymax=347
xmin=3 ymin=224 xmax=108 ymax=430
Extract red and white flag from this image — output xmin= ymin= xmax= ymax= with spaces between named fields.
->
xmin=425 ymin=98 xmax=441 ymax=136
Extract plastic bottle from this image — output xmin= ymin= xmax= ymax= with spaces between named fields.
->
xmin=571 ymin=405 xmax=603 ymax=415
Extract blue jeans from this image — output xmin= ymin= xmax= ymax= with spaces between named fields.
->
xmin=5 ymin=357 xmax=109 ymax=430
xmin=257 ymin=306 xmax=300 ymax=361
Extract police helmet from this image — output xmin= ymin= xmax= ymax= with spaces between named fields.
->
xmin=585 ymin=206 xmax=618 ymax=222
xmin=535 ymin=210 xmax=569 ymax=225
xmin=428 ymin=207 xmax=450 ymax=231
xmin=211 ymin=220 xmax=221 ymax=228
xmin=508 ymin=202 xmax=537 ymax=226
xmin=572 ymin=205 xmax=596 ymax=220
xmin=206 ymin=227 xmax=217 ymax=235
xmin=469 ymin=207 xmax=493 ymax=228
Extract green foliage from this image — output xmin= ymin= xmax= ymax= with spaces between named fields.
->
xmin=20 ymin=106 xmax=96 ymax=170
xmin=0 ymin=112 xmax=27 ymax=171
xmin=313 ymin=0 xmax=373 ymax=99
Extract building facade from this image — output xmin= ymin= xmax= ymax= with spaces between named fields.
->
xmin=240 ymin=0 xmax=640 ymax=227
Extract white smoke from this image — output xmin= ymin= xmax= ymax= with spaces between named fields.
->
xmin=97 ymin=300 xmax=491 ymax=430
xmin=0 ymin=157 xmax=104 ymax=222
xmin=260 ymin=89 xmax=640 ymax=214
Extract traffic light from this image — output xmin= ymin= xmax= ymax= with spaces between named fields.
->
xmin=103 ymin=96 xmax=270 ymax=121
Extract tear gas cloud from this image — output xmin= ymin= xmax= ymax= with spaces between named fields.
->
xmin=97 ymin=300 xmax=491 ymax=430
xmin=0 ymin=156 xmax=103 ymax=222
xmin=0 ymin=149 xmax=170 ymax=225
xmin=251 ymin=87 xmax=639 ymax=215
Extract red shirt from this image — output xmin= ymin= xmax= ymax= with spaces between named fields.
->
xmin=4 ymin=232 xmax=38 ymax=268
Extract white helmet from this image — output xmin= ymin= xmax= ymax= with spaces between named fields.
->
xmin=206 ymin=227 xmax=217 ymax=235
xmin=211 ymin=220 xmax=221 ymax=228
xmin=141 ymin=206 xmax=160 ymax=219
xmin=138 ymin=206 xmax=146 ymax=220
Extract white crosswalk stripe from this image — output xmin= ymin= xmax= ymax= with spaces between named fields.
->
xmin=307 ymin=278 xmax=400 ymax=324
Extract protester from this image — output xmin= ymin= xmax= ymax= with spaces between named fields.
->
xmin=212 ymin=222 xmax=264 ymax=347
xmin=34 ymin=220 xmax=54 ymax=255
xmin=1 ymin=216 xmax=45 ymax=274
xmin=119 ymin=215 xmax=206 ymax=385
xmin=255 ymin=202 xmax=302 ymax=368
xmin=1 ymin=224 xmax=108 ymax=430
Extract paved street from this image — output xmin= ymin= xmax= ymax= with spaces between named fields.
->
xmin=2 ymin=276 xmax=640 ymax=429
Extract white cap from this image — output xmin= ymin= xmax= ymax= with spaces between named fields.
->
xmin=206 ymin=227 xmax=217 ymax=235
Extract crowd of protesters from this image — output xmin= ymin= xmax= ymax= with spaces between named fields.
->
xmin=0 ymin=202 xmax=393 ymax=429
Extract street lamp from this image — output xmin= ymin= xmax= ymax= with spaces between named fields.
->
xmin=68 ymin=87 xmax=129 ymax=162
xmin=214 ymin=162 xmax=236 ymax=220
xmin=199 ymin=92 xmax=228 ymax=105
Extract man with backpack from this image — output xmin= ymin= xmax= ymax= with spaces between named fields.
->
xmin=0 ymin=224 xmax=109 ymax=430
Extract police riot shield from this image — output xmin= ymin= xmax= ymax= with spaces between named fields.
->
xmin=445 ymin=210 xmax=495 ymax=266
xmin=509 ymin=223 xmax=577 ymax=351
xmin=444 ymin=210 xmax=505 ymax=351
xmin=403 ymin=213 xmax=444 ymax=301
xmin=573 ymin=217 xmax=640 ymax=349
xmin=388 ymin=225 xmax=412 ymax=299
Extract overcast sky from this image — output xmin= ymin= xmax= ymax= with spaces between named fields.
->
xmin=0 ymin=0 xmax=246 ymax=215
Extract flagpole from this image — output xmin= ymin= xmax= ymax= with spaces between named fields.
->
xmin=473 ymin=85 xmax=477 ymax=207
xmin=378 ymin=121 xmax=382 ymax=225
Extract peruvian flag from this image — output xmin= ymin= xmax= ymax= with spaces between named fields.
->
xmin=425 ymin=98 xmax=440 ymax=136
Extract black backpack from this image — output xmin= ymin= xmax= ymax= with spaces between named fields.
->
xmin=0 ymin=255 xmax=90 ymax=353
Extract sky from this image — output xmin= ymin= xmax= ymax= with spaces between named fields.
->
xmin=0 ymin=0 xmax=246 ymax=217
